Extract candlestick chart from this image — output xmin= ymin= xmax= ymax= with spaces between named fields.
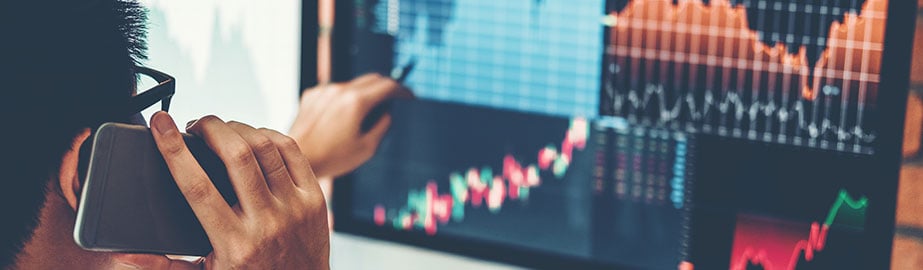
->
xmin=372 ymin=117 xmax=590 ymax=234
xmin=350 ymin=100 xmax=599 ymax=257
xmin=351 ymin=101 xmax=695 ymax=266
xmin=601 ymin=0 xmax=888 ymax=154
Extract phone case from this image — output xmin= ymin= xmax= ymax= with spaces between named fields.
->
xmin=74 ymin=122 xmax=237 ymax=256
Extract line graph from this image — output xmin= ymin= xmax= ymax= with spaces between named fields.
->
xmin=372 ymin=118 xmax=589 ymax=235
xmin=601 ymin=0 xmax=887 ymax=154
xmin=729 ymin=189 xmax=869 ymax=270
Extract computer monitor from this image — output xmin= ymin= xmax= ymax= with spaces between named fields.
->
xmin=137 ymin=0 xmax=306 ymax=132
xmin=332 ymin=0 xmax=917 ymax=269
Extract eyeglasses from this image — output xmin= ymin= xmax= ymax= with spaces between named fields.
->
xmin=75 ymin=67 xmax=176 ymax=185
xmin=128 ymin=67 xmax=175 ymax=125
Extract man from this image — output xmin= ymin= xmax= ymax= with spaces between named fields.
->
xmin=0 ymin=0 xmax=404 ymax=269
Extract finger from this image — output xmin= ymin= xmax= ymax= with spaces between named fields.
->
xmin=363 ymin=113 xmax=392 ymax=149
xmin=149 ymin=112 xmax=239 ymax=239
xmin=227 ymin=122 xmax=296 ymax=197
xmin=259 ymin=128 xmax=317 ymax=189
xmin=187 ymin=115 xmax=274 ymax=211
xmin=349 ymin=73 xmax=385 ymax=88
xmin=359 ymin=79 xmax=413 ymax=114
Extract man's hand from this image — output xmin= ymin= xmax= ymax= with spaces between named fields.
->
xmin=150 ymin=112 xmax=330 ymax=269
xmin=289 ymin=73 xmax=412 ymax=179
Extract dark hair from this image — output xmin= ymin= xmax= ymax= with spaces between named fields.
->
xmin=0 ymin=0 xmax=147 ymax=267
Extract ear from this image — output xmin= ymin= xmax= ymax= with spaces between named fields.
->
xmin=58 ymin=129 xmax=91 ymax=211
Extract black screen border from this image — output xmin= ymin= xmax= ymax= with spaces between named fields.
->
xmin=325 ymin=1 xmax=919 ymax=269
xmin=299 ymin=0 xmax=318 ymax=90
xmin=864 ymin=0 xmax=917 ymax=268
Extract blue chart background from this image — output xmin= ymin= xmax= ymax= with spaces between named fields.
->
xmin=379 ymin=0 xmax=604 ymax=117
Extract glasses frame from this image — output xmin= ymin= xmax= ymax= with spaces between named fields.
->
xmin=129 ymin=66 xmax=175 ymax=115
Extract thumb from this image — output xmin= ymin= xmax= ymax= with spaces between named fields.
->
xmin=363 ymin=113 xmax=393 ymax=148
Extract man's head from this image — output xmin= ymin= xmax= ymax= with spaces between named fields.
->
xmin=0 ymin=0 xmax=147 ymax=267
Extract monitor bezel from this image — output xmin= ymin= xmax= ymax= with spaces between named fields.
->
xmin=325 ymin=1 xmax=918 ymax=269
xmin=300 ymin=0 xmax=318 ymax=90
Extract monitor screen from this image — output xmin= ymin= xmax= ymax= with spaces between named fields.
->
xmin=138 ymin=0 xmax=302 ymax=132
xmin=333 ymin=0 xmax=914 ymax=269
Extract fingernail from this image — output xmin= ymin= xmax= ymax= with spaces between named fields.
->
xmin=185 ymin=119 xmax=198 ymax=130
xmin=151 ymin=112 xmax=175 ymax=135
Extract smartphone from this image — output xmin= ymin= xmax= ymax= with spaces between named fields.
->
xmin=74 ymin=122 xmax=237 ymax=256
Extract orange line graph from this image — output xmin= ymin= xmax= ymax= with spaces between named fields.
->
xmin=606 ymin=0 xmax=887 ymax=101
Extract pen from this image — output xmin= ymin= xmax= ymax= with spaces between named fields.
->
xmin=392 ymin=57 xmax=417 ymax=83
xmin=362 ymin=58 xmax=416 ymax=132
